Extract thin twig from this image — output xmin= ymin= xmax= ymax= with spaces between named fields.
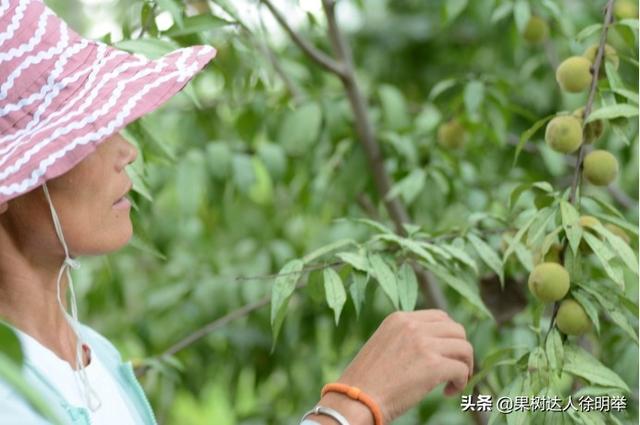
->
xmin=137 ymin=3 xmax=157 ymax=39
xmin=259 ymin=0 xmax=346 ymax=77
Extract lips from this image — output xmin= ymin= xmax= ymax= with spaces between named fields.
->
xmin=113 ymin=183 xmax=132 ymax=206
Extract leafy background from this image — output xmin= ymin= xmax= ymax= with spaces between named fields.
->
xmin=1 ymin=0 xmax=638 ymax=424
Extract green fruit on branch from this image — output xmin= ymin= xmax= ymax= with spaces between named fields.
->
xmin=614 ymin=0 xmax=639 ymax=20
xmin=545 ymin=115 xmax=583 ymax=153
xmin=556 ymin=56 xmax=593 ymax=92
xmin=583 ymin=43 xmax=619 ymax=77
xmin=556 ymin=299 xmax=592 ymax=336
xmin=528 ymin=262 xmax=570 ymax=302
xmin=573 ymin=107 xmax=604 ymax=144
xmin=437 ymin=119 xmax=466 ymax=149
xmin=523 ymin=16 xmax=549 ymax=44
xmin=604 ymin=223 xmax=631 ymax=244
xmin=583 ymin=150 xmax=619 ymax=186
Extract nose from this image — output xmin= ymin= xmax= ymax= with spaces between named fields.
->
xmin=116 ymin=138 xmax=138 ymax=170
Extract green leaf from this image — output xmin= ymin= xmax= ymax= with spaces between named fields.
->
xmin=575 ymin=23 xmax=602 ymax=40
xmin=503 ymin=211 xmax=537 ymax=261
xmin=526 ymin=206 xmax=557 ymax=251
xmin=163 ymin=14 xmax=232 ymax=37
xmin=115 ymin=38 xmax=181 ymax=59
xmin=428 ymin=78 xmax=457 ymax=101
xmin=513 ymin=0 xmax=531 ymax=32
xmin=463 ymin=80 xmax=485 ymax=118
xmin=206 ymin=142 xmax=232 ymax=180
xmin=444 ymin=0 xmax=468 ymax=23
xmin=386 ymin=169 xmax=426 ymax=205
xmin=467 ymin=233 xmax=504 ymax=286
xmin=349 ymin=272 xmax=369 ymax=318
xmin=592 ymin=212 xmax=639 ymax=236
xmin=368 ymin=254 xmax=399 ymax=309
xmin=612 ymin=88 xmax=639 ymax=105
xmin=583 ymin=233 xmax=625 ymax=289
xmin=302 ymin=239 xmax=357 ymax=264
xmin=232 ymin=154 xmax=256 ymax=193
xmin=563 ymin=345 xmax=629 ymax=391
xmin=560 ymin=201 xmax=582 ymax=255
xmin=270 ymin=259 xmax=304 ymax=330
xmin=427 ymin=263 xmax=493 ymax=320
xmin=397 ymin=263 xmax=418 ymax=311
xmin=586 ymin=104 xmax=639 ymax=123
xmin=591 ymin=223 xmax=638 ymax=274
xmin=508 ymin=181 xmax=553 ymax=210
xmin=0 ymin=321 xmax=22 ymax=365
xmin=378 ymin=84 xmax=410 ymax=131
xmin=323 ymin=268 xmax=347 ymax=325
xmin=607 ymin=308 xmax=639 ymax=345
xmin=336 ymin=251 xmax=370 ymax=273
xmin=545 ymin=328 xmax=564 ymax=372
xmin=513 ymin=114 xmax=554 ymax=165
xmin=440 ymin=244 xmax=478 ymax=273
xmin=248 ymin=157 xmax=273 ymax=205
xmin=278 ymin=103 xmax=322 ymax=155
xmin=571 ymin=290 xmax=601 ymax=334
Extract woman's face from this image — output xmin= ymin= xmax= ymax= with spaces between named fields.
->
xmin=0 ymin=133 xmax=138 ymax=257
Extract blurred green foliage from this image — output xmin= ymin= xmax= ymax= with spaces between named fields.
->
xmin=14 ymin=0 xmax=637 ymax=424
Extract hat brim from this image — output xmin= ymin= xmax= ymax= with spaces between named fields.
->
xmin=0 ymin=41 xmax=216 ymax=204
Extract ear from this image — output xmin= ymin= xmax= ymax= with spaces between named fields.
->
xmin=0 ymin=203 xmax=7 ymax=214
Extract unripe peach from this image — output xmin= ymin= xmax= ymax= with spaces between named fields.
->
xmin=523 ymin=16 xmax=549 ymax=44
xmin=556 ymin=56 xmax=592 ymax=93
xmin=545 ymin=115 xmax=583 ymax=154
xmin=556 ymin=299 xmax=591 ymax=336
xmin=583 ymin=150 xmax=619 ymax=186
xmin=437 ymin=119 xmax=466 ymax=149
xmin=528 ymin=262 xmax=570 ymax=302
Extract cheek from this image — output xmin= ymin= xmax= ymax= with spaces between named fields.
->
xmin=56 ymin=191 xmax=134 ymax=256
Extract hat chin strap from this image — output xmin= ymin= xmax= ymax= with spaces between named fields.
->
xmin=42 ymin=182 xmax=102 ymax=412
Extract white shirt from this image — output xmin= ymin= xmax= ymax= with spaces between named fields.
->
xmin=15 ymin=329 xmax=140 ymax=425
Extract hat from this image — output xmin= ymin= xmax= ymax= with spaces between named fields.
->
xmin=0 ymin=0 xmax=216 ymax=204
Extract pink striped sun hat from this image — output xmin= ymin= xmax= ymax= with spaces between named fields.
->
xmin=0 ymin=0 xmax=216 ymax=204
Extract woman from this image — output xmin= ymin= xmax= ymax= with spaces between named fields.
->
xmin=0 ymin=1 xmax=475 ymax=424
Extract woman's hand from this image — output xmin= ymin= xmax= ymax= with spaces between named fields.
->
xmin=309 ymin=309 xmax=474 ymax=424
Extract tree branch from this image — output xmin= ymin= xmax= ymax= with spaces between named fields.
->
xmin=259 ymin=0 xmax=346 ymax=77
xmin=568 ymin=0 xmax=616 ymax=205
xmin=547 ymin=0 xmax=616 ymax=341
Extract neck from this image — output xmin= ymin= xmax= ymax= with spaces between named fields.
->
xmin=0 ymin=227 xmax=80 ymax=368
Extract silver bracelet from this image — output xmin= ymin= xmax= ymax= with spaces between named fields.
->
xmin=300 ymin=405 xmax=351 ymax=425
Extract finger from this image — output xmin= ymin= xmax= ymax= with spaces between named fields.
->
xmin=436 ymin=356 xmax=469 ymax=395
xmin=433 ymin=339 xmax=474 ymax=374
xmin=421 ymin=321 xmax=467 ymax=340
xmin=408 ymin=309 xmax=451 ymax=322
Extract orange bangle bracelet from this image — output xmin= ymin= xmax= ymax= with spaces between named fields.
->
xmin=321 ymin=383 xmax=384 ymax=425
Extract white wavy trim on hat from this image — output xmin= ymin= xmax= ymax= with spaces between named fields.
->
xmin=0 ymin=39 xmax=90 ymax=117
xmin=0 ymin=22 xmax=69 ymax=101
xmin=0 ymin=44 xmax=125 ymax=149
xmin=0 ymin=0 xmax=11 ymax=18
xmin=0 ymin=48 xmax=149 ymax=160
xmin=0 ymin=51 xmax=159 ymax=168
xmin=0 ymin=6 xmax=52 ymax=63
xmin=0 ymin=50 xmax=207 ymax=196
xmin=0 ymin=0 xmax=28 ymax=46
xmin=0 ymin=47 xmax=198 ymax=181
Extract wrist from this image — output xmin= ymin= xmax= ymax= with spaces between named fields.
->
xmin=305 ymin=392 xmax=374 ymax=425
